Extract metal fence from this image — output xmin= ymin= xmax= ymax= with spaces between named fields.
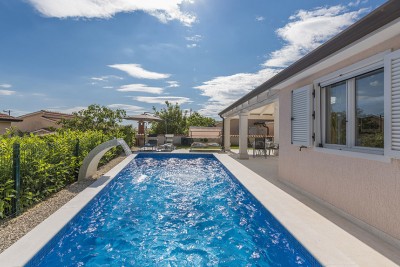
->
xmin=0 ymin=139 xmax=80 ymax=220
xmin=0 ymin=130 xmax=133 ymax=222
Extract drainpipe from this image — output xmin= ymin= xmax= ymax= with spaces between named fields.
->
xmin=220 ymin=115 xmax=225 ymax=151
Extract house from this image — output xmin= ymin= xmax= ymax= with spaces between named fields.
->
xmin=220 ymin=1 xmax=400 ymax=248
xmin=0 ymin=113 xmax=23 ymax=135
xmin=12 ymin=110 xmax=74 ymax=134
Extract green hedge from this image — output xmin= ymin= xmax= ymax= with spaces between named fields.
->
xmin=0 ymin=129 xmax=134 ymax=219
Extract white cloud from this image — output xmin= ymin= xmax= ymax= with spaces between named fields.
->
xmin=26 ymin=0 xmax=196 ymax=26
xmin=194 ymin=4 xmax=366 ymax=117
xmin=107 ymin=104 xmax=144 ymax=113
xmin=117 ymin=84 xmax=163 ymax=94
xmin=0 ymin=84 xmax=12 ymax=88
xmin=263 ymin=5 xmax=367 ymax=68
xmin=49 ymin=106 xmax=87 ymax=114
xmin=90 ymin=75 xmax=123 ymax=82
xmin=348 ymin=0 xmax=368 ymax=7
xmin=133 ymin=96 xmax=191 ymax=105
xmin=255 ymin=16 xmax=265 ymax=21
xmin=103 ymin=86 xmax=114 ymax=89
xmin=185 ymin=34 xmax=202 ymax=42
xmin=32 ymin=93 xmax=46 ymax=97
xmin=186 ymin=34 xmax=201 ymax=48
xmin=166 ymin=81 xmax=180 ymax=88
xmin=0 ymin=90 xmax=16 ymax=96
xmin=109 ymin=64 xmax=170 ymax=79
xmin=195 ymin=68 xmax=279 ymax=116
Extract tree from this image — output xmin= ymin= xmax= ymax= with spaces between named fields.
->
xmin=149 ymin=102 xmax=216 ymax=135
xmin=187 ymin=112 xmax=215 ymax=128
xmin=59 ymin=104 xmax=136 ymax=147
xmin=150 ymin=102 xmax=187 ymax=135
xmin=60 ymin=104 xmax=126 ymax=132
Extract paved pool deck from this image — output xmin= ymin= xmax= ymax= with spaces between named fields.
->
xmin=223 ymin=149 xmax=400 ymax=266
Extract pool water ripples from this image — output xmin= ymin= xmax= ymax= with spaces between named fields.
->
xmin=34 ymin=155 xmax=319 ymax=266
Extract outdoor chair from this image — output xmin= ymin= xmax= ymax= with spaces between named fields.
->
xmin=157 ymin=143 xmax=175 ymax=152
xmin=165 ymin=134 xmax=174 ymax=144
xmin=140 ymin=141 xmax=157 ymax=151
xmin=253 ymin=138 xmax=267 ymax=158
xmin=266 ymin=142 xmax=279 ymax=156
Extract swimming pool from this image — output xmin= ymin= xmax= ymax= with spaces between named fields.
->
xmin=27 ymin=153 xmax=321 ymax=266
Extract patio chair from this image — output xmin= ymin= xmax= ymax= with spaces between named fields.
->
xmin=165 ymin=134 xmax=174 ymax=144
xmin=157 ymin=143 xmax=174 ymax=152
xmin=140 ymin=141 xmax=157 ymax=151
xmin=267 ymin=142 xmax=279 ymax=156
xmin=253 ymin=138 xmax=267 ymax=158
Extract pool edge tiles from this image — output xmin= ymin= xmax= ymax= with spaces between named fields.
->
xmin=214 ymin=154 xmax=398 ymax=266
xmin=0 ymin=154 xmax=137 ymax=267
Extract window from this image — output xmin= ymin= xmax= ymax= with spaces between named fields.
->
xmin=355 ymin=69 xmax=384 ymax=148
xmin=325 ymin=81 xmax=347 ymax=145
xmin=322 ymin=68 xmax=384 ymax=152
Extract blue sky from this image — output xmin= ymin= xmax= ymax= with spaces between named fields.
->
xmin=0 ymin=0 xmax=387 ymax=118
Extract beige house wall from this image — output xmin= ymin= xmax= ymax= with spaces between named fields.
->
xmin=0 ymin=122 xmax=12 ymax=135
xmin=12 ymin=113 xmax=62 ymax=133
xmin=278 ymin=35 xmax=400 ymax=241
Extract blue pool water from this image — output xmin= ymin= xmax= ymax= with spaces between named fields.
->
xmin=29 ymin=154 xmax=321 ymax=266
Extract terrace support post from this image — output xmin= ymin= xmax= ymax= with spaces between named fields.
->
xmin=274 ymin=100 xmax=280 ymax=144
xmin=12 ymin=143 xmax=21 ymax=217
xmin=238 ymin=110 xmax=249 ymax=159
xmin=224 ymin=117 xmax=231 ymax=151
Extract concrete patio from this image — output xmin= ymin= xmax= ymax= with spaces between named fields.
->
xmin=227 ymin=150 xmax=400 ymax=266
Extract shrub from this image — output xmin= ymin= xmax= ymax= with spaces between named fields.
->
xmin=0 ymin=129 xmax=133 ymax=219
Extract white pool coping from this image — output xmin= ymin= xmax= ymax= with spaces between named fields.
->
xmin=0 ymin=153 xmax=397 ymax=266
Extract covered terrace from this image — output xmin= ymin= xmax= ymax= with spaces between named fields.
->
xmin=221 ymin=93 xmax=279 ymax=159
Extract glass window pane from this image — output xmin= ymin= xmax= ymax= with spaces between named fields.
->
xmin=355 ymin=69 xmax=384 ymax=148
xmin=325 ymin=81 xmax=347 ymax=145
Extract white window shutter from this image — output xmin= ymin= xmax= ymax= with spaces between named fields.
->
xmin=384 ymin=49 xmax=400 ymax=158
xmin=291 ymin=85 xmax=313 ymax=146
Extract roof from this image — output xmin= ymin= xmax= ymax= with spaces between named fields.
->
xmin=0 ymin=113 xmax=23 ymax=122
xmin=219 ymin=0 xmax=400 ymax=116
xmin=18 ymin=110 xmax=74 ymax=119
xmin=30 ymin=128 xmax=54 ymax=136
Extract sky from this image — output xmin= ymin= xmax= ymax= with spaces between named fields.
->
xmin=0 ymin=0 xmax=387 ymax=119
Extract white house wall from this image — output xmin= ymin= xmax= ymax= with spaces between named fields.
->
xmin=278 ymin=34 xmax=400 ymax=243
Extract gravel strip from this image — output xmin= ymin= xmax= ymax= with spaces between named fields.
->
xmin=0 ymin=155 xmax=126 ymax=253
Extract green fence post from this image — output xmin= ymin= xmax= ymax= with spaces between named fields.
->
xmin=74 ymin=139 xmax=80 ymax=181
xmin=12 ymin=143 xmax=21 ymax=217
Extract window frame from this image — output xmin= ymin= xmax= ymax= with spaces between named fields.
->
xmin=315 ymin=52 xmax=387 ymax=155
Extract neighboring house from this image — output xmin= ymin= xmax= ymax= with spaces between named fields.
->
xmin=0 ymin=113 xmax=23 ymax=135
xmin=220 ymin=1 xmax=400 ymax=248
xmin=12 ymin=110 xmax=74 ymax=133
